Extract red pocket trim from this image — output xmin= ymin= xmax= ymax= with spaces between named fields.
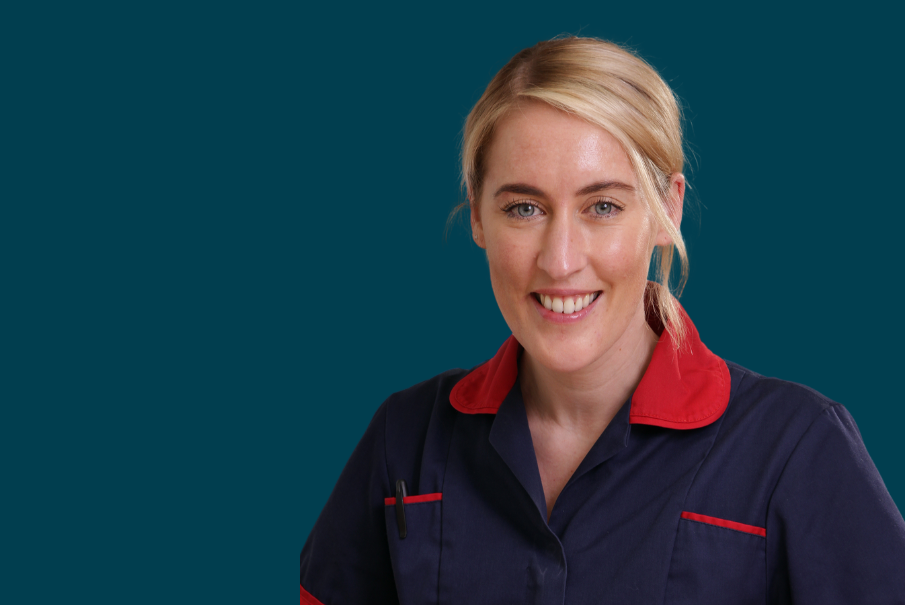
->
xmin=384 ymin=492 xmax=443 ymax=506
xmin=681 ymin=511 xmax=766 ymax=537
xmin=300 ymin=584 xmax=325 ymax=605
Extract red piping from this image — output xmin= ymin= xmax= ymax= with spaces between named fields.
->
xmin=681 ymin=511 xmax=766 ymax=537
xmin=384 ymin=492 xmax=443 ymax=506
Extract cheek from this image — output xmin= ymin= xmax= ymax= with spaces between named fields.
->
xmin=485 ymin=236 xmax=535 ymax=302
xmin=596 ymin=225 xmax=655 ymax=279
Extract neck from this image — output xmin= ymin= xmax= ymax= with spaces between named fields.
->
xmin=519 ymin=305 xmax=660 ymax=433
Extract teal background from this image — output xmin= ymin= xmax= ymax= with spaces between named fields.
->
xmin=3 ymin=1 xmax=903 ymax=603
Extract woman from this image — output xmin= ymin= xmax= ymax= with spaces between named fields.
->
xmin=300 ymin=37 xmax=905 ymax=603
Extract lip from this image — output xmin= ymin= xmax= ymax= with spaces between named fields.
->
xmin=530 ymin=290 xmax=602 ymax=324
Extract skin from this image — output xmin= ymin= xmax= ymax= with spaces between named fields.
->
xmin=471 ymin=100 xmax=684 ymax=519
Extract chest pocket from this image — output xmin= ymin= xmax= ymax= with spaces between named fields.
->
xmin=384 ymin=493 xmax=443 ymax=605
xmin=664 ymin=513 xmax=766 ymax=605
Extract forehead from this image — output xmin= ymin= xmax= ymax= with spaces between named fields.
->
xmin=483 ymin=101 xmax=636 ymax=194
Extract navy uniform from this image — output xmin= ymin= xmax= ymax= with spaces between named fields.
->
xmin=300 ymin=306 xmax=905 ymax=604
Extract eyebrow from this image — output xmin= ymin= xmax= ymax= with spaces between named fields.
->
xmin=493 ymin=180 xmax=635 ymax=198
xmin=575 ymin=180 xmax=636 ymax=196
xmin=493 ymin=183 xmax=545 ymax=198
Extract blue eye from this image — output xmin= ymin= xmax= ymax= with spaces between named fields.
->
xmin=593 ymin=201 xmax=617 ymax=216
xmin=515 ymin=204 xmax=537 ymax=217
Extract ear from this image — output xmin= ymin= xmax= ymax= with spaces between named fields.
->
xmin=470 ymin=195 xmax=486 ymax=249
xmin=654 ymin=173 xmax=685 ymax=247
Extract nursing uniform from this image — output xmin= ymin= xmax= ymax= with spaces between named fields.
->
xmin=300 ymin=307 xmax=905 ymax=604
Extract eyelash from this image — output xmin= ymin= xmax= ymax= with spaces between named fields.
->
xmin=502 ymin=198 xmax=625 ymax=221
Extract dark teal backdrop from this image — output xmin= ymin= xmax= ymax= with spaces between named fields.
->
xmin=4 ymin=2 xmax=903 ymax=603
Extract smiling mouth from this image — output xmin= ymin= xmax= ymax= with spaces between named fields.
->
xmin=533 ymin=291 xmax=601 ymax=314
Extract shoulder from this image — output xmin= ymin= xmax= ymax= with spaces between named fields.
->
xmin=382 ymin=367 xmax=470 ymax=428
xmin=726 ymin=360 xmax=838 ymax=412
xmin=352 ymin=368 xmax=471 ymax=473
xmin=722 ymin=360 xmax=844 ymax=441
xmin=714 ymin=361 xmax=891 ymax=503
xmin=684 ymin=360 xmax=897 ymax=535
xmin=696 ymin=361 xmax=856 ymax=497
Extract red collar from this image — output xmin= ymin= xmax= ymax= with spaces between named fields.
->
xmin=449 ymin=299 xmax=730 ymax=429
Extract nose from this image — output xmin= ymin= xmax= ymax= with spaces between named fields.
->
xmin=536 ymin=215 xmax=587 ymax=281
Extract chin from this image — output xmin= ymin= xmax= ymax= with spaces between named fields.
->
xmin=522 ymin=334 xmax=604 ymax=374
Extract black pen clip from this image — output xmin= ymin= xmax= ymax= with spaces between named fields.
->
xmin=395 ymin=479 xmax=408 ymax=539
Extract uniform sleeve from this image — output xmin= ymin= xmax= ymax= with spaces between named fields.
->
xmin=766 ymin=404 xmax=905 ymax=603
xmin=299 ymin=401 xmax=398 ymax=605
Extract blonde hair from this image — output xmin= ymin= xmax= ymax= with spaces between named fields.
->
xmin=459 ymin=36 xmax=690 ymax=347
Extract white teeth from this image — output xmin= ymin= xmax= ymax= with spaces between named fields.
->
xmin=538 ymin=292 xmax=599 ymax=314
